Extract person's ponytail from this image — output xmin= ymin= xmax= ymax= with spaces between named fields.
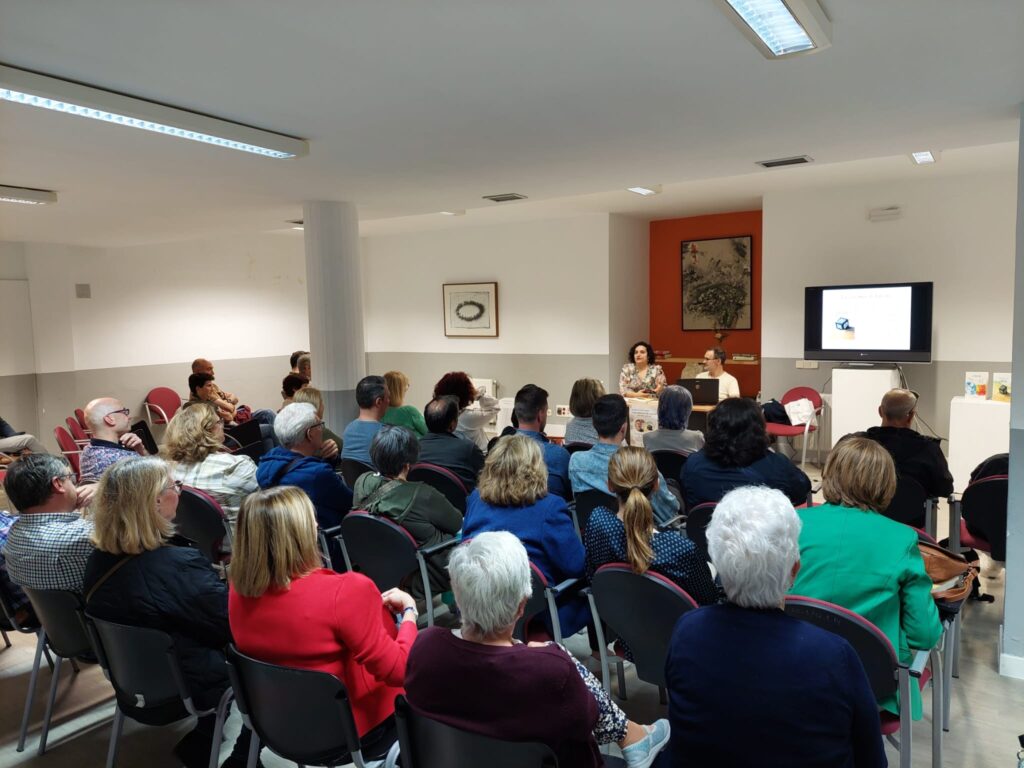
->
xmin=622 ymin=486 xmax=654 ymax=573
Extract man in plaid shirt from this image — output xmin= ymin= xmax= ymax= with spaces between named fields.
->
xmin=2 ymin=454 xmax=94 ymax=594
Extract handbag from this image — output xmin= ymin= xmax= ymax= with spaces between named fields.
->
xmin=918 ymin=540 xmax=978 ymax=612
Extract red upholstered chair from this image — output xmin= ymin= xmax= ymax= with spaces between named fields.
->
xmin=74 ymin=408 xmax=91 ymax=435
xmin=765 ymin=387 xmax=822 ymax=468
xmin=52 ymin=427 xmax=82 ymax=481
xmin=408 ymin=463 xmax=469 ymax=514
xmin=143 ymin=387 xmax=182 ymax=426
xmin=175 ymin=487 xmax=232 ymax=566
xmin=65 ymin=416 xmax=90 ymax=447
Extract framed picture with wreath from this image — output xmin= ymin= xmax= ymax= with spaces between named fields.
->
xmin=442 ymin=282 xmax=499 ymax=337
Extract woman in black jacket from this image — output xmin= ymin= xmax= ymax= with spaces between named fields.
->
xmin=84 ymin=456 xmax=255 ymax=768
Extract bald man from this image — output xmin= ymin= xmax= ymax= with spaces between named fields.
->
xmin=863 ymin=388 xmax=953 ymax=498
xmin=191 ymin=358 xmax=239 ymax=407
xmin=78 ymin=397 xmax=150 ymax=483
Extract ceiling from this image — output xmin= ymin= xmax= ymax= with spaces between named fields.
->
xmin=0 ymin=0 xmax=1021 ymax=247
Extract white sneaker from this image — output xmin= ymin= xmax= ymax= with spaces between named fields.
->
xmin=621 ymin=718 xmax=670 ymax=768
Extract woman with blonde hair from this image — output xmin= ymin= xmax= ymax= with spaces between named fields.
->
xmin=791 ymin=435 xmax=942 ymax=720
xmin=229 ymin=486 xmax=417 ymax=759
xmin=83 ymin=456 xmax=255 ymax=768
xmin=293 ymin=386 xmax=342 ymax=463
xmin=565 ymin=378 xmax=605 ymax=446
xmin=462 ymin=435 xmax=587 ymax=636
xmin=164 ymin=402 xmax=258 ymax=533
xmin=381 ymin=370 xmax=428 ymax=436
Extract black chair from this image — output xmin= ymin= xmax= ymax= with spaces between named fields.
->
xmin=585 ymin=564 xmax=698 ymax=701
xmin=563 ymin=442 xmax=592 ymax=455
xmin=408 ymin=463 xmax=469 ymax=514
xmin=175 ymin=487 xmax=232 ymax=565
xmin=226 ymin=645 xmax=394 ymax=768
xmin=83 ymin=614 xmax=233 ymax=768
xmin=650 ymin=449 xmax=689 ymax=490
xmin=224 ymin=419 xmax=267 ymax=462
xmin=572 ymin=490 xmax=617 ymax=537
xmin=883 ymin=475 xmax=931 ymax=531
xmin=341 ymin=458 xmax=375 ymax=489
xmin=339 ymin=512 xmax=458 ymax=626
xmin=684 ymin=502 xmax=716 ymax=562
xmin=511 ymin=562 xmax=580 ymax=646
xmin=19 ymin=588 xmax=97 ymax=755
xmin=784 ymin=596 xmax=941 ymax=768
xmin=318 ymin=524 xmax=346 ymax=572
xmin=958 ymin=473 xmax=1008 ymax=561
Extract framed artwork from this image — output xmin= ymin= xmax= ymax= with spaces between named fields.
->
xmin=443 ymin=282 xmax=499 ymax=337
xmin=680 ymin=236 xmax=753 ymax=331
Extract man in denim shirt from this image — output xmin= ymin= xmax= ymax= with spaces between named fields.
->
xmin=513 ymin=384 xmax=571 ymax=500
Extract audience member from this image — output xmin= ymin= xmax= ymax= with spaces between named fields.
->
xmin=418 ymin=396 xmax=484 ymax=491
xmin=696 ymin=346 xmax=740 ymax=401
xmin=229 ymin=486 xmax=414 ymax=761
xmin=192 ymin=358 xmax=277 ymax=432
xmin=0 ymin=414 xmax=48 ymax=458
xmin=190 ymin=359 xmax=239 ymax=406
xmin=863 ymin=388 xmax=954 ymax=498
xmin=280 ymin=373 xmax=310 ymax=410
xmin=570 ymin=395 xmax=679 ymax=524
xmin=619 ymin=340 xmax=667 ymax=398
xmin=791 ymin=435 xmax=942 ymax=720
xmin=296 ymin=353 xmax=312 ymax=381
xmin=79 ymin=397 xmax=150 ymax=483
xmin=462 ymin=435 xmax=587 ymax=636
xmin=83 ymin=457 xmax=254 ymax=768
xmin=642 ymin=385 xmax=704 ymax=454
xmin=2 ymin=454 xmax=93 ymax=593
xmin=257 ymin=403 xmax=352 ymax=530
xmin=513 ymin=384 xmax=571 ymax=499
xmin=188 ymin=372 xmax=236 ymax=423
xmin=405 ymin=532 xmax=670 ymax=768
xmin=163 ymin=403 xmax=258 ymax=536
xmin=341 ymin=375 xmax=389 ymax=466
xmin=564 ymin=378 xmax=605 ymax=446
xmin=584 ymin=447 xmax=717 ymax=613
xmin=682 ymin=398 xmax=810 ymax=508
xmin=0 ymin=509 xmax=36 ymax=625
xmin=381 ymin=370 xmax=428 ymax=436
xmin=289 ymin=350 xmax=310 ymax=375
xmin=665 ymin=486 xmax=885 ymax=767
xmin=292 ymin=387 xmax=342 ymax=463
xmin=432 ymin=371 xmax=500 ymax=452
xmin=352 ymin=426 xmax=462 ymax=594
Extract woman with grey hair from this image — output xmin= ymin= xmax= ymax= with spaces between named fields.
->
xmin=405 ymin=532 xmax=669 ymax=768
xmin=642 ymin=385 xmax=704 ymax=454
xmin=352 ymin=425 xmax=462 ymax=593
xmin=663 ymin=486 xmax=885 ymax=767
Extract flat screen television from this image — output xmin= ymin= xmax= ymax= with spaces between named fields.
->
xmin=804 ymin=281 xmax=933 ymax=363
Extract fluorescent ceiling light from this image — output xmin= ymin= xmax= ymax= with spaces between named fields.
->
xmin=0 ymin=184 xmax=57 ymax=205
xmin=627 ymin=185 xmax=662 ymax=196
xmin=0 ymin=64 xmax=307 ymax=159
xmin=715 ymin=0 xmax=832 ymax=59
xmin=291 ymin=226 xmax=305 ymax=231
xmin=911 ymin=151 xmax=936 ymax=165
xmin=439 ymin=210 xmax=466 ymax=216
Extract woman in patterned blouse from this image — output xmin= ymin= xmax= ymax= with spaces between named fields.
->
xmin=618 ymin=341 xmax=667 ymax=398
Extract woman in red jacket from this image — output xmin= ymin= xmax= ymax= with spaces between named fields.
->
xmin=228 ymin=485 xmax=417 ymax=758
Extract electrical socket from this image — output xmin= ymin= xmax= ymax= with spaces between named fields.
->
xmin=555 ymin=405 xmax=570 ymax=417
xmin=795 ymin=360 xmax=820 ymax=369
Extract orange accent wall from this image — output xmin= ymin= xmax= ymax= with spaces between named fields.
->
xmin=649 ymin=210 xmax=762 ymax=397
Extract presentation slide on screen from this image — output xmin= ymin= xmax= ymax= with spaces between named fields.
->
xmin=820 ymin=286 xmax=912 ymax=350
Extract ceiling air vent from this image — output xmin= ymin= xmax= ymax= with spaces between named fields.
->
xmin=482 ymin=193 xmax=528 ymax=203
xmin=757 ymin=155 xmax=813 ymax=169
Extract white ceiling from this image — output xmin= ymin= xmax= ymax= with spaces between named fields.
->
xmin=0 ymin=0 xmax=1021 ymax=247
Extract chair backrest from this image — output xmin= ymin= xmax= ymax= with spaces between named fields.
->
xmin=882 ymin=475 xmax=928 ymax=528
xmin=783 ymin=596 xmax=898 ymax=701
xmin=53 ymin=426 xmax=82 ymax=478
xmin=394 ymin=695 xmax=558 ymax=768
xmin=226 ymin=645 xmax=362 ymax=766
xmin=563 ymin=442 xmax=592 ymax=455
xmin=685 ymin=502 xmax=716 ymax=561
xmin=130 ymin=420 xmax=160 ymax=455
xmin=340 ymin=511 xmax=419 ymax=591
xmin=340 ymin=458 xmax=375 ymax=489
xmin=74 ymin=408 xmax=89 ymax=433
xmin=650 ymin=450 xmax=689 ymax=486
xmin=408 ymin=463 xmax=468 ymax=513
xmin=66 ymin=416 xmax=89 ymax=442
xmin=144 ymin=387 xmax=182 ymax=424
xmin=512 ymin=562 xmax=553 ymax=643
xmin=780 ymin=387 xmax=822 ymax=410
xmin=175 ymin=487 xmax=230 ymax=563
xmin=21 ymin=587 xmax=92 ymax=659
xmin=573 ymin=490 xmax=617 ymax=535
xmin=962 ymin=473 xmax=1008 ymax=560
xmin=590 ymin=564 xmax=698 ymax=687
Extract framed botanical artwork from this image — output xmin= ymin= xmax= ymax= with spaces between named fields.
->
xmin=680 ymin=236 xmax=753 ymax=331
xmin=443 ymin=282 xmax=499 ymax=337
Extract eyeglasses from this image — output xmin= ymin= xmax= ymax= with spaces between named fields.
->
xmin=163 ymin=479 xmax=183 ymax=494
xmin=109 ymin=407 xmax=130 ymax=417
xmin=306 ymin=420 xmax=326 ymax=434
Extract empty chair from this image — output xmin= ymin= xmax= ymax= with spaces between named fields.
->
xmin=649 ymin=449 xmax=688 ymax=490
xmin=408 ymin=462 xmax=469 ymax=513
xmin=52 ymin=426 xmax=82 ymax=480
xmin=143 ymin=386 xmax=183 ymax=426
xmin=684 ymin=502 xmax=716 ymax=562
xmin=175 ymin=487 xmax=232 ymax=565
xmin=65 ymin=416 xmax=91 ymax=446
xmin=882 ymin=475 xmax=932 ymax=532
xmin=573 ymin=490 xmax=617 ymax=536
xmin=955 ymin=473 xmax=1007 ymax=561
xmin=341 ymin=458 xmax=375 ymax=488
xmin=765 ymin=386 xmax=822 ymax=467
xmin=512 ymin=561 xmax=580 ymax=645
xmin=74 ymin=408 xmax=91 ymax=435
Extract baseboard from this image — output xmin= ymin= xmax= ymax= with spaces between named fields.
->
xmin=998 ymin=648 xmax=1024 ymax=680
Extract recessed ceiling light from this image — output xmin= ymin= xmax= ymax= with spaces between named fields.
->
xmin=291 ymin=226 xmax=304 ymax=231
xmin=627 ymin=185 xmax=662 ymax=196
xmin=0 ymin=184 xmax=57 ymax=205
xmin=715 ymin=0 xmax=832 ymax=59
xmin=0 ymin=64 xmax=308 ymax=159
xmin=911 ymin=151 xmax=936 ymax=165
xmin=440 ymin=210 xmax=466 ymax=216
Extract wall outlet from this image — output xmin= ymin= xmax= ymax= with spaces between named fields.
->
xmin=795 ymin=360 xmax=820 ymax=369
xmin=555 ymin=404 xmax=571 ymax=417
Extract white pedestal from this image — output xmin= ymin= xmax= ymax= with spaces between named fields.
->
xmin=831 ymin=368 xmax=901 ymax=447
xmin=948 ymin=396 xmax=1010 ymax=493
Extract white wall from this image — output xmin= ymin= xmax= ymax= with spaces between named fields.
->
xmin=0 ymin=281 xmax=35 ymax=376
xmin=762 ymin=168 xmax=1018 ymax=361
xmin=608 ymin=214 xmax=650 ymax=387
xmin=362 ymin=214 xmax=611 ymax=355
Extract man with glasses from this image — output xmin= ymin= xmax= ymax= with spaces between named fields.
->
xmin=697 ymin=346 xmax=741 ymax=401
xmin=79 ymin=397 xmax=151 ymax=483
xmin=2 ymin=454 xmax=95 ymax=594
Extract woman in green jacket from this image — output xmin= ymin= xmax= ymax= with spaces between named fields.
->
xmin=381 ymin=370 xmax=428 ymax=436
xmin=790 ymin=435 xmax=942 ymax=720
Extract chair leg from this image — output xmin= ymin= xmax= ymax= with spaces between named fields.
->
xmin=659 ymin=686 xmax=668 ymax=706
xmin=43 ymin=645 xmax=54 ymax=670
xmin=417 ymin=553 xmax=436 ymax=627
xmin=952 ymin=613 xmax=961 ymax=679
xmin=105 ymin=707 xmax=124 ymax=768
xmin=942 ymin=624 xmax=953 ymax=732
xmin=545 ymin=588 xmax=563 ymax=645
xmin=1 ymin=627 xmax=10 ymax=648
xmin=37 ymin=655 xmax=64 ymax=755
xmin=898 ymin=668 xmax=912 ymax=768
xmin=930 ymin=648 xmax=942 ymax=768
xmin=586 ymin=592 xmax=611 ymax=695
xmin=245 ymin=733 xmax=260 ymax=768
xmin=615 ymin=658 xmax=627 ymax=701
xmin=208 ymin=688 xmax=234 ymax=768
xmin=17 ymin=629 xmax=46 ymax=752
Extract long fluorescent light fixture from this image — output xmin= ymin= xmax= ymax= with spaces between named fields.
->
xmin=715 ymin=0 xmax=832 ymax=59
xmin=0 ymin=184 xmax=57 ymax=205
xmin=0 ymin=64 xmax=307 ymax=159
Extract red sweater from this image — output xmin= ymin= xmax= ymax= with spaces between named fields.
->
xmin=229 ymin=568 xmax=416 ymax=736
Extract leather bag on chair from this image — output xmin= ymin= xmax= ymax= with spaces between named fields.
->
xmin=918 ymin=540 xmax=978 ymax=612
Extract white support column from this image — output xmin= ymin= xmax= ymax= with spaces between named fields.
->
xmin=303 ymin=200 xmax=365 ymax=430
xmin=999 ymin=105 xmax=1024 ymax=678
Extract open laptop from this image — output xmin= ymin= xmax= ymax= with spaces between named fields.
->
xmin=677 ymin=378 xmax=719 ymax=406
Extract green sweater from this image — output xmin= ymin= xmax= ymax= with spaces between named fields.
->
xmin=382 ymin=405 xmax=428 ymax=437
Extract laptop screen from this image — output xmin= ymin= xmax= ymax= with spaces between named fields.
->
xmin=677 ymin=378 xmax=719 ymax=406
